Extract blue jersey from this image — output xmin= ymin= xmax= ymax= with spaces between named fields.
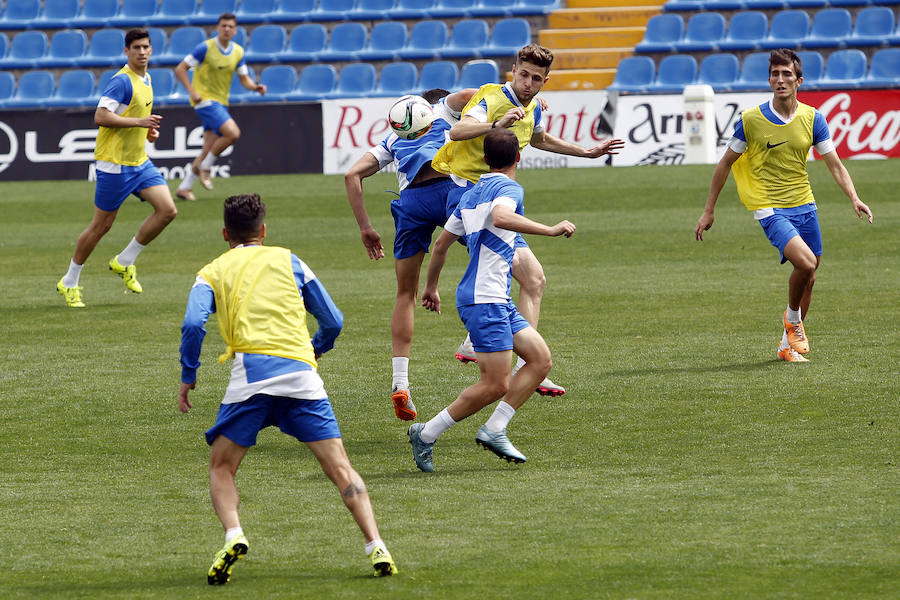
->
xmin=443 ymin=173 xmax=525 ymax=307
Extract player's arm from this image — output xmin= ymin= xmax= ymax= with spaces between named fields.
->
xmin=239 ymin=73 xmax=265 ymax=95
xmin=344 ymin=151 xmax=385 ymax=260
xmin=178 ymin=277 xmax=215 ymax=413
xmin=820 ymin=150 xmax=873 ymax=224
xmin=174 ymin=60 xmax=202 ymax=104
xmin=421 ymin=229 xmax=459 ymax=314
xmin=492 ymin=205 xmax=575 ymax=238
xmin=449 ymin=108 xmax=525 ymax=141
xmin=695 ymin=148 xmax=741 ymax=241
xmin=295 ymin=256 xmax=344 ymax=358
xmin=529 ymin=129 xmax=625 ymax=158
xmin=94 ymin=106 xmax=161 ymax=130
xmin=445 ymin=88 xmax=477 ymax=113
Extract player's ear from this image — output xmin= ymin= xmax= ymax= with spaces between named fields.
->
xmin=260 ymin=223 xmax=266 ymax=240
xmin=516 ymin=151 xmax=521 ymax=163
xmin=222 ymin=227 xmax=229 ymax=242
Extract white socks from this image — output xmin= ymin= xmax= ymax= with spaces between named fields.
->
xmin=779 ymin=330 xmax=790 ymax=350
xmin=785 ymin=306 xmax=802 ymax=324
xmin=201 ymin=152 xmax=216 ymax=170
xmin=391 ymin=356 xmax=409 ymax=390
xmin=484 ymin=401 xmax=516 ymax=433
xmin=365 ymin=539 xmax=385 ymax=555
xmin=225 ymin=526 xmax=243 ymax=543
xmin=420 ymin=408 xmax=455 ymax=444
xmin=62 ymin=260 xmax=84 ymax=288
xmin=179 ymin=168 xmax=196 ymax=190
xmin=117 ymin=237 xmax=145 ymax=267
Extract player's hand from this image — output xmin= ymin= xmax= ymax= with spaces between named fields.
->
xmin=536 ymin=96 xmax=550 ymax=111
xmin=852 ymin=198 xmax=873 ymax=223
xmin=360 ymin=227 xmax=384 ymax=260
xmin=178 ymin=381 xmax=195 ymax=413
xmin=497 ymin=107 xmax=526 ymax=128
xmin=550 ymin=220 xmax=576 ymax=238
xmin=422 ymin=287 xmax=441 ymax=313
xmin=190 ymin=91 xmax=203 ymax=104
xmin=256 ymin=83 xmax=267 ymax=95
xmin=583 ymin=138 xmax=625 ymax=158
xmin=147 ymin=127 xmax=160 ymax=143
xmin=695 ymin=211 xmax=715 ymax=241
xmin=138 ymin=114 xmax=162 ymax=129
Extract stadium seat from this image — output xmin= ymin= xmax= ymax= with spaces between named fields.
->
xmin=147 ymin=27 xmax=168 ymax=59
xmin=148 ymin=68 xmax=176 ymax=102
xmin=417 ymin=60 xmax=458 ymax=93
xmin=719 ymin=11 xmax=767 ymax=52
xmin=157 ymin=68 xmax=191 ymax=106
xmin=635 ymin=14 xmax=684 ymax=54
xmin=244 ymin=24 xmax=287 ymax=63
xmin=797 ymin=50 xmax=824 ymax=88
xmin=431 ymin=0 xmax=479 ymax=19
xmin=49 ymin=70 xmax=95 ymax=107
xmin=374 ymin=61 xmax=418 ymax=97
xmin=398 ymin=20 xmax=449 ymax=59
xmin=741 ymin=0 xmax=790 ymax=8
xmin=703 ymin=0 xmax=743 ymax=9
xmin=509 ymin=0 xmax=562 ymax=16
xmin=35 ymin=0 xmax=81 ymax=29
xmin=0 ymin=31 xmax=48 ymax=69
xmin=359 ymin=21 xmax=407 ymax=61
xmin=851 ymin=7 xmax=895 ymax=48
xmin=93 ymin=68 xmax=120 ymax=98
xmin=247 ymin=65 xmax=296 ymax=102
xmin=0 ymin=32 xmax=7 ymax=60
xmin=829 ymin=0 xmax=876 ymax=7
xmin=73 ymin=0 xmax=120 ymax=28
xmin=236 ymin=0 xmax=278 ymax=24
xmin=818 ymin=49 xmax=867 ymax=89
xmin=334 ymin=63 xmax=377 ymax=98
xmin=283 ymin=24 xmax=328 ymax=62
xmin=225 ymin=67 xmax=251 ymax=104
xmin=158 ymin=26 xmax=205 ymax=65
xmin=458 ymin=59 xmax=500 ymax=88
xmin=6 ymin=70 xmax=55 ymax=108
xmin=310 ymin=0 xmax=358 ymax=21
xmin=110 ymin=0 xmax=159 ymax=27
xmin=676 ymin=13 xmax=726 ymax=52
xmin=0 ymin=0 xmax=40 ymax=30
xmin=731 ymin=52 xmax=770 ymax=91
xmin=441 ymin=20 xmax=490 ymax=59
xmin=482 ymin=18 xmax=531 ymax=58
xmin=470 ymin=0 xmax=518 ymax=18
xmin=78 ymin=29 xmax=127 ymax=67
xmin=648 ymin=54 xmax=697 ymax=93
xmin=697 ymin=53 xmax=739 ymax=91
xmin=321 ymin=22 xmax=368 ymax=62
xmin=389 ymin=0 xmax=438 ymax=20
xmin=863 ymin=48 xmax=900 ymax=88
xmin=354 ymin=0 xmax=398 ymax=20
xmin=231 ymin=27 xmax=248 ymax=48
xmin=191 ymin=0 xmax=238 ymax=25
xmin=289 ymin=63 xmax=337 ymax=101
xmin=150 ymin=0 xmax=198 ymax=26
xmin=0 ymin=71 xmax=15 ymax=108
xmin=606 ymin=55 xmax=655 ymax=93
xmin=270 ymin=0 xmax=316 ymax=23
xmin=760 ymin=10 xmax=810 ymax=50
xmin=39 ymin=29 xmax=88 ymax=68
xmin=803 ymin=8 xmax=852 ymax=49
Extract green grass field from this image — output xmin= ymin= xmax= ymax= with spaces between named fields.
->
xmin=1 ymin=161 xmax=897 ymax=599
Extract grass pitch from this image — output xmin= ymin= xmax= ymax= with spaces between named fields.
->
xmin=0 ymin=160 xmax=897 ymax=599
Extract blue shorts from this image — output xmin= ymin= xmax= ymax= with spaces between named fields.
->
xmin=205 ymin=394 xmax=341 ymax=447
xmin=457 ymin=302 xmax=531 ymax=353
xmin=446 ymin=180 xmax=528 ymax=249
xmin=94 ymin=161 xmax=166 ymax=211
xmin=759 ymin=207 xmax=822 ymax=264
xmin=195 ymin=101 xmax=232 ymax=135
xmin=391 ymin=177 xmax=458 ymax=260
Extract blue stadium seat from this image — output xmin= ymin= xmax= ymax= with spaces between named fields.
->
xmin=719 ymin=11 xmax=767 ymax=52
xmin=283 ymin=24 xmax=328 ymax=62
xmin=94 ymin=68 xmax=120 ymax=98
xmin=159 ymin=26 xmax=205 ymax=65
xmin=0 ymin=31 xmax=48 ymax=69
xmin=851 ymin=7 xmax=895 ymax=48
xmin=244 ymin=24 xmax=286 ymax=63
xmin=236 ymin=0 xmax=278 ymax=24
xmin=35 ymin=0 xmax=81 ymax=29
xmin=676 ymin=13 xmax=726 ymax=52
xmin=661 ymin=0 xmax=703 ymax=11
xmin=648 ymin=54 xmax=697 ymax=93
xmin=741 ymin=0 xmax=788 ymax=9
xmin=818 ymin=49 xmax=867 ymax=89
xmin=731 ymin=52 xmax=770 ymax=90
xmin=635 ymin=14 xmax=684 ymax=54
xmin=470 ymin=0 xmax=518 ymax=18
xmin=440 ymin=19 xmax=490 ymax=59
xmin=231 ymin=26 xmax=248 ymax=48
xmin=77 ymin=29 xmax=126 ymax=67
xmin=398 ymin=20 xmax=449 ymax=59
xmin=190 ymin=0 xmax=238 ymax=25
xmin=150 ymin=0 xmax=198 ymax=26
xmin=225 ymin=67 xmax=251 ymax=104
xmin=509 ymin=0 xmax=561 ymax=16
xmin=39 ymin=29 xmax=88 ymax=68
xmin=803 ymin=8 xmax=852 ymax=49
xmin=431 ymin=0 xmax=478 ymax=19
xmin=6 ymin=70 xmax=55 ymax=108
xmin=334 ymin=63 xmax=377 ymax=98
xmin=374 ymin=62 xmax=419 ymax=97
xmin=417 ymin=60 xmax=458 ymax=93
xmin=482 ymin=18 xmax=531 ymax=58
xmin=787 ymin=0 xmax=828 ymax=8
xmin=0 ymin=32 xmax=7 ymax=60
xmin=863 ymin=48 xmax=900 ymax=88
xmin=288 ymin=63 xmax=337 ymax=101
xmin=389 ymin=0 xmax=437 ymax=20
xmin=0 ymin=0 xmax=40 ymax=30
xmin=606 ymin=56 xmax=655 ymax=94
xmin=829 ymin=0 xmax=875 ymax=7
xmin=49 ymin=70 xmax=96 ymax=108
xmin=359 ymin=21 xmax=407 ymax=61
xmin=311 ymin=0 xmax=358 ymax=21
xmin=760 ymin=10 xmax=810 ymax=50
xmin=111 ymin=0 xmax=158 ymax=27
xmin=797 ymin=50 xmax=824 ymax=88
xmin=354 ymin=0 xmax=398 ymax=20
xmin=73 ymin=0 xmax=120 ymax=28
xmin=270 ymin=0 xmax=316 ymax=23
xmin=158 ymin=68 xmax=191 ymax=106
xmin=458 ymin=59 xmax=500 ymax=88
xmin=248 ymin=65 xmax=296 ymax=102
xmin=147 ymin=27 xmax=168 ymax=59
xmin=697 ymin=53 xmax=739 ymax=91
xmin=321 ymin=22 xmax=367 ymax=62
xmin=0 ymin=71 xmax=15 ymax=108
xmin=702 ymin=0 xmax=743 ymax=10
xmin=149 ymin=67 xmax=176 ymax=97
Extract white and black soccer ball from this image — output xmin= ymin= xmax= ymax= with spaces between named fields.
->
xmin=388 ymin=95 xmax=435 ymax=140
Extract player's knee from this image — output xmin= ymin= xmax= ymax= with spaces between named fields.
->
xmin=159 ymin=204 xmax=178 ymax=223
xmin=520 ymin=268 xmax=546 ymax=296
xmin=487 ymin=379 xmax=509 ymax=400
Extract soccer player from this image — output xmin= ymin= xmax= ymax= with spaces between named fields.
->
xmin=57 ymin=28 xmax=177 ymax=308
xmin=694 ymin=48 xmax=873 ymax=363
xmin=409 ymin=128 xmax=575 ymax=473
xmin=173 ymin=13 xmax=266 ymax=201
xmin=344 ymin=87 xmax=477 ymax=422
xmin=432 ymin=43 xmax=625 ymax=396
xmin=178 ymin=194 xmax=396 ymax=583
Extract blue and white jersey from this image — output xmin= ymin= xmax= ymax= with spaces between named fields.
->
xmin=369 ymin=98 xmax=462 ymax=190
xmin=729 ymin=100 xmax=833 ymax=155
xmin=180 ymin=252 xmax=343 ymax=404
xmin=443 ymin=173 xmax=525 ymax=307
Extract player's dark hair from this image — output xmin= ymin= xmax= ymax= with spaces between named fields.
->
xmin=125 ymin=29 xmax=150 ymax=48
xmin=769 ymin=48 xmax=803 ymax=79
xmin=218 ymin=12 xmax=237 ymax=24
xmin=517 ymin=44 xmax=553 ymax=72
xmin=422 ymin=89 xmax=451 ymax=104
xmin=224 ymin=194 xmax=266 ymax=241
xmin=483 ymin=128 xmax=519 ymax=170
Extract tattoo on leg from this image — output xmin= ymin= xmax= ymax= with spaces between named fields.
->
xmin=341 ymin=482 xmax=367 ymax=498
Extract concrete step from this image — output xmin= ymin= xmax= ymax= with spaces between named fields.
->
xmin=548 ymin=7 xmax=661 ymax=29
xmin=539 ymin=26 xmax=646 ymax=50
xmin=552 ymin=47 xmax=633 ymax=69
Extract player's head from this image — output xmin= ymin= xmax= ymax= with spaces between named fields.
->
xmin=483 ymin=128 xmax=519 ymax=171
xmin=224 ymin=194 xmax=266 ymax=243
xmin=124 ymin=29 xmax=151 ymax=67
xmin=769 ymin=49 xmax=803 ymax=97
xmin=422 ymin=89 xmax=451 ymax=104
xmin=216 ymin=13 xmax=238 ymax=41
xmin=511 ymin=44 xmax=553 ymax=105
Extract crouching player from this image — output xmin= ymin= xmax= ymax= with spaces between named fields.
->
xmin=409 ymin=129 xmax=575 ymax=472
xmin=178 ymin=194 xmax=396 ymax=583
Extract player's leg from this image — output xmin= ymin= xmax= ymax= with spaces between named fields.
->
xmin=207 ymin=435 xmax=251 ymax=585
xmin=390 ymin=251 xmax=425 ymax=420
xmin=196 ymin=118 xmax=240 ymax=189
xmin=57 ymin=206 xmax=118 ymax=307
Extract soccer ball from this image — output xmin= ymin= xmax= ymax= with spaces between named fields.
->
xmin=388 ymin=95 xmax=435 ymax=140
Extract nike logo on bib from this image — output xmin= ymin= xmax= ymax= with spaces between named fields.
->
xmin=766 ymin=141 xmax=787 ymax=149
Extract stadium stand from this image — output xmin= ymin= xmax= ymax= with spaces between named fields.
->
xmin=34 ymin=0 xmax=80 ymax=29
xmin=269 ymin=0 xmax=315 ymax=23
xmin=50 ymin=69 xmax=96 ymax=108
xmin=321 ymin=22 xmax=368 ymax=62
xmin=676 ymin=13 xmax=726 ymax=52
xmin=191 ymin=0 xmax=238 ymax=25
xmin=39 ymin=29 xmax=88 ymax=68
xmin=797 ymin=50 xmax=825 ymax=87
xmin=803 ymin=8 xmax=853 ymax=49
xmin=864 ymin=47 xmax=900 ymax=87
xmin=432 ymin=0 xmax=479 ymax=19
xmin=77 ymin=28 xmax=126 ymax=67
xmin=72 ymin=0 xmax=120 ymax=28
xmin=235 ymin=0 xmax=277 ymax=24
xmin=606 ymin=55 xmax=655 ymax=94
xmin=5 ymin=70 xmax=55 ymax=108
xmin=398 ymin=20 xmax=449 ymax=60
xmin=457 ymin=58 xmax=500 ymax=88
xmin=509 ymin=0 xmax=561 ymax=16
xmin=311 ymin=0 xmax=358 ymax=22
xmin=635 ymin=13 xmax=685 ymax=54
xmin=0 ymin=31 xmax=48 ymax=69
xmin=155 ymin=26 xmax=204 ymax=66
xmin=359 ymin=21 xmax=407 ymax=61
xmin=470 ymin=0 xmax=519 ymax=18
xmin=354 ymin=0 xmax=397 ymax=21
xmin=730 ymin=51 xmax=771 ymax=91
xmin=244 ymin=24 xmax=287 ymax=63
xmin=760 ymin=10 xmax=811 ymax=50
xmin=289 ymin=63 xmax=338 ymax=100
xmin=151 ymin=0 xmax=198 ymax=27
xmin=374 ymin=61 xmax=419 ymax=96
xmin=819 ymin=48 xmax=868 ymax=88
xmin=148 ymin=67 xmax=176 ymax=102
xmin=0 ymin=71 xmax=15 ymax=108
xmin=0 ymin=32 xmax=7 ymax=60
xmin=110 ymin=0 xmax=159 ymax=27
xmin=334 ymin=62 xmax=378 ymax=97
xmin=283 ymin=24 xmax=328 ymax=62
xmin=648 ymin=54 xmax=697 ymax=93
xmin=0 ymin=0 xmax=41 ymax=30
xmin=852 ymin=6 xmax=896 ymax=47
xmin=249 ymin=64 xmax=297 ymax=101
xmin=718 ymin=11 xmax=767 ymax=52
xmin=482 ymin=18 xmax=531 ymax=58
xmin=697 ymin=53 xmax=739 ymax=91
xmin=389 ymin=0 xmax=439 ymax=20
xmin=441 ymin=19 xmax=490 ymax=59
xmin=417 ymin=60 xmax=459 ymax=93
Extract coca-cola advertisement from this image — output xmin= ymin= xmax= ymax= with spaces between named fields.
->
xmin=803 ymin=89 xmax=900 ymax=159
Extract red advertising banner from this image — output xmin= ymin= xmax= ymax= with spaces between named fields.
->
xmin=802 ymin=89 xmax=900 ymax=159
